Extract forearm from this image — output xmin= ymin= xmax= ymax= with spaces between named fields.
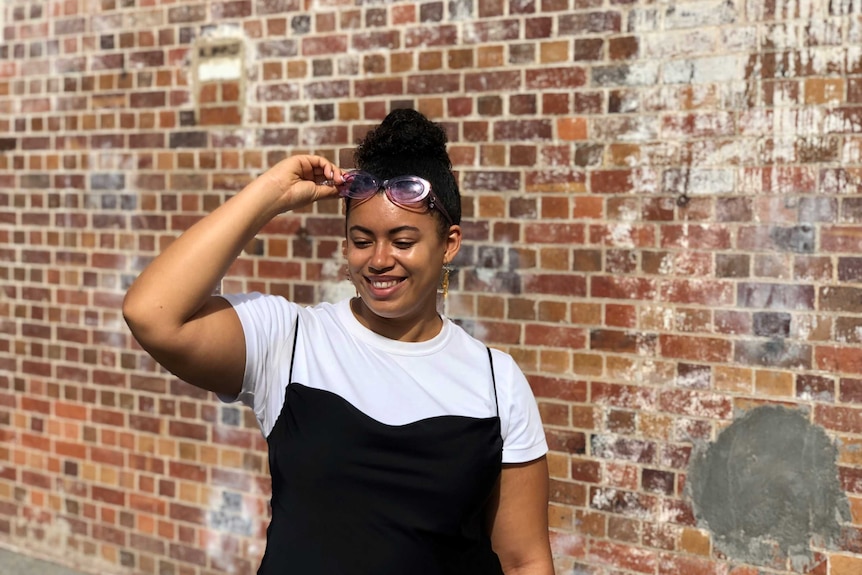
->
xmin=491 ymin=458 xmax=554 ymax=575
xmin=123 ymin=176 xmax=283 ymax=338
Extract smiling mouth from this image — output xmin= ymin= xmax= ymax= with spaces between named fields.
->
xmin=368 ymin=279 xmax=401 ymax=289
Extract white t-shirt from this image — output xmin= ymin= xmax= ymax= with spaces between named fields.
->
xmin=221 ymin=294 xmax=548 ymax=464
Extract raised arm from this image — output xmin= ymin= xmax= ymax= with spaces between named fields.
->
xmin=487 ymin=456 xmax=555 ymax=575
xmin=122 ymin=155 xmax=342 ymax=396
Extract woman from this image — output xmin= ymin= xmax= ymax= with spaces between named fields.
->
xmin=123 ymin=109 xmax=554 ymax=574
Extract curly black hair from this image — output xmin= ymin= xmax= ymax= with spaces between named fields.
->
xmin=352 ymin=108 xmax=461 ymax=230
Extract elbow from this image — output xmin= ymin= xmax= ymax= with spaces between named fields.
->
xmin=121 ymin=290 xmax=145 ymax=334
xmin=122 ymin=289 xmax=162 ymax=346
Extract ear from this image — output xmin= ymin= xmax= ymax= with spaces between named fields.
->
xmin=341 ymin=238 xmax=347 ymax=258
xmin=443 ymin=224 xmax=462 ymax=264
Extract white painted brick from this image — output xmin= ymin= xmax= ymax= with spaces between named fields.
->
xmin=841 ymin=137 xmax=862 ymax=164
xmin=762 ymin=23 xmax=803 ymax=50
xmin=631 ymin=168 xmax=660 ymax=194
xmin=831 ymin=0 xmax=862 ymax=17
xmin=797 ymin=46 xmax=847 ymax=75
xmin=848 ymin=45 xmax=862 ymax=70
xmin=849 ymin=14 xmax=862 ymax=42
xmin=641 ymin=30 xmax=718 ymax=59
xmin=127 ymin=9 xmax=165 ymax=29
xmin=593 ymin=116 xmax=660 ymax=142
xmin=721 ymin=25 xmax=758 ymax=51
xmin=725 ymin=81 xmax=754 ymax=109
xmin=663 ymin=0 xmax=738 ymax=30
xmin=738 ymin=110 xmax=772 ymax=136
xmin=593 ymin=62 xmax=660 ymax=87
xmin=806 ymin=18 xmax=844 ymax=45
xmin=627 ymin=8 xmax=661 ymax=33
xmin=744 ymin=0 xmax=826 ymax=20
xmin=649 ymin=83 xmax=742 ymax=112
xmin=686 ymin=138 xmax=760 ymax=166
xmin=825 ymin=108 xmax=862 ymax=135
xmin=778 ymin=108 xmax=833 ymax=137
xmin=91 ymin=14 xmax=123 ymax=33
xmin=662 ymin=55 xmax=742 ymax=84
xmin=761 ymin=18 xmax=843 ymax=50
xmin=666 ymin=168 xmax=735 ymax=195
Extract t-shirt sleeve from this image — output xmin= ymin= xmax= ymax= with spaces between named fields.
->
xmin=218 ymin=292 xmax=299 ymax=437
xmin=493 ymin=349 xmax=548 ymax=464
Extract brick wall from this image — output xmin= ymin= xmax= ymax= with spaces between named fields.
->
xmin=2 ymin=0 xmax=862 ymax=574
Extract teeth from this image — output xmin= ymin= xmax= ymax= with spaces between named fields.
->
xmin=371 ymin=280 xmax=398 ymax=289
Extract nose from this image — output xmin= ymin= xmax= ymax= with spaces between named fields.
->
xmin=368 ymin=242 xmax=394 ymax=273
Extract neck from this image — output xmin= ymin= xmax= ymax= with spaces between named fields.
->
xmin=349 ymin=297 xmax=443 ymax=342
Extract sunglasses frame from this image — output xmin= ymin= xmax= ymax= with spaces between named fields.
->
xmin=335 ymin=170 xmax=453 ymax=226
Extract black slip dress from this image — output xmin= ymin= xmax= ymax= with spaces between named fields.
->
xmin=257 ymin=322 xmax=505 ymax=575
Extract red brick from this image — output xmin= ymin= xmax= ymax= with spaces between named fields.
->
xmin=591 ymin=275 xmax=657 ymax=300
xmin=660 ymin=334 xmax=732 ymax=362
xmin=168 ymin=421 xmax=208 ymax=441
xmin=546 ymin=429 xmax=587 ymax=454
xmin=301 ymin=35 xmax=348 ymax=56
xmin=660 ymin=224 xmax=732 ymax=250
xmin=550 ymin=531 xmax=587 ymax=562
xmin=591 ymin=169 xmax=640 ymax=193
xmin=658 ymin=553 xmax=725 ymax=575
xmin=570 ymin=458 xmax=601 ymax=483
xmin=588 ymin=539 xmax=658 ymax=573
xmin=607 ymin=516 xmax=640 ymax=543
xmin=523 ymin=274 xmax=587 ymax=296
xmin=659 ymin=279 xmax=734 ymax=306
xmin=526 ymin=66 xmax=586 ymax=89
xmin=550 ymin=479 xmax=587 ymax=506
xmin=589 ymin=223 xmax=656 ymax=248
xmin=524 ymin=324 xmax=587 ymax=348
xmin=524 ymin=223 xmax=585 ymax=244
xmin=591 ymin=382 xmax=657 ymax=410
xmin=659 ymin=498 xmax=696 ymax=526
xmin=815 ymin=404 xmax=862 ymax=434
xmin=644 ymin=522 xmax=678 ymax=551
xmin=591 ymin=329 xmax=657 ymax=355
xmin=92 ymin=485 xmax=126 ymax=506
xmin=658 ymin=389 xmax=733 ymax=419
xmin=529 ymin=377 xmax=587 ymax=402
xmin=831 ymin=555 xmax=862 ymax=575
xmin=816 ymin=345 xmax=862 ymax=375
xmin=592 ymin=435 xmax=656 ymax=464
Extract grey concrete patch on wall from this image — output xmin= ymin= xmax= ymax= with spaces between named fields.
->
xmin=687 ymin=405 xmax=850 ymax=570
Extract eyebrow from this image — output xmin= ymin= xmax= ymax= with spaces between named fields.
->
xmin=349 ymin=225 xmax=422 ymax=235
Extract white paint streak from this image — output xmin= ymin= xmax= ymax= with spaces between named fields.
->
xmin=630 ymin=168 xmax=658 ymax=194
xmin=607 ymin=224 xmax=634 ymax=247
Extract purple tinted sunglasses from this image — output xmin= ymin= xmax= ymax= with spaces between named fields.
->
xmin=328 ymin=171 xmax=453 ymax=225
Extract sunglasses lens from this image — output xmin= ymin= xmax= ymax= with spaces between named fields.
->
xmin=339 ymin=172 xmax=378 ymax=198
xmin=388 ymin=178 xmax=429 ymax=203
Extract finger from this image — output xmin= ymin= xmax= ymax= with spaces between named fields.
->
xmin=317 ymin=165 xmax=346 ymax=187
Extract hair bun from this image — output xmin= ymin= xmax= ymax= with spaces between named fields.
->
xmin=356 ymin=109 xmax=450 ymax=166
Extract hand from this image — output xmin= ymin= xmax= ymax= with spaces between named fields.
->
xmin=261 ymin=154 xmax=344 ymax=214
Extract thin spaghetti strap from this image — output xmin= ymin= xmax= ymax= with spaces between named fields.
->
xmin=486 ymin=347 xmax=499 ymax=416
xmin=287 ymin=318 xmax=300 ymax=382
